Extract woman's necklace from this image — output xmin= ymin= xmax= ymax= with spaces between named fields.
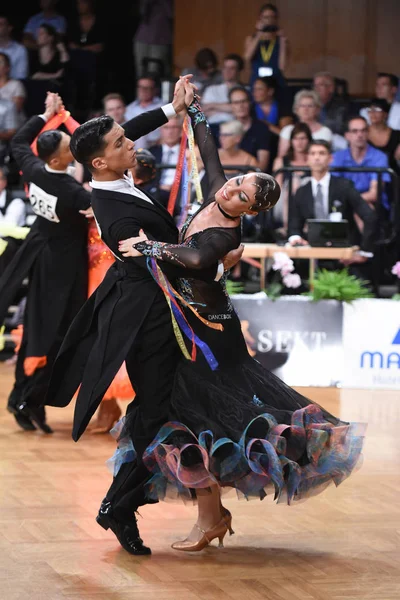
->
xmin=217 ymin=203 xmax=240 ymax=221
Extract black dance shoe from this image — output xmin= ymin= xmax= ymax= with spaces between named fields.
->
xmin=96 ymin=500 xmax=151 ymax=556
xmin=7 ymin=392 xmax=36 ymax=431
xmin=17 ymin=401 xmax=53 ymax=435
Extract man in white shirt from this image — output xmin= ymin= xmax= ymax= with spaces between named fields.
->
xmin=201 ymin=54 xmax=245 ymax=125
xmin=360 ymin=72 xmax=400 ymax=130
xmin=124 ymin=75 xmax=163 ymax=148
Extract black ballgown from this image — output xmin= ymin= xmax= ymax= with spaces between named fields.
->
xmin=108 ymin=97 xmax=366 ymax=506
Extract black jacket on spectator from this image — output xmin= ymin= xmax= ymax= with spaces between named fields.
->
xmin=288 ymin=175 xmax=377 ymax=253
xmin=0 ymin=115 xmax=91 ymax=406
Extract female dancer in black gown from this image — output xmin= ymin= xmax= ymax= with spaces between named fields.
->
xmin=116 ymin=82 xmax=366 ymax=552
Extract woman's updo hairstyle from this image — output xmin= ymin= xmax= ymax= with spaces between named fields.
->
xmin=250 ymin=173 xmax=281 ymax=212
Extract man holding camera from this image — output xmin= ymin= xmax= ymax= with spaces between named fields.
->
xmin=244 ymin=3 xmax=289 ymax=87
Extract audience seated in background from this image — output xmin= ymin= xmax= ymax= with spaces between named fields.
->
xmin=288 ymin=140 xmax=377 ymax=283
xmin=251 ymin=75 xmax=292 ymax=135
xmin=182 ymin=47 xmax=223 ymax=94
xmin=22 ymin=0 xmax=67 ymax=50
xmin=124 ymin=74 xmax=163 ymax=147
xmin=229 ymin=86 xmax=271 ymax=171
xmin=201 ymin=54 xmax=244 ymax=126
xmin=331 ymin=116 xmax=390 ymax=211
xmin=360 ymin=72 xmax=400 ymax=130
xmin=278 ymin=89 xmax=333 ymax=157
xmin=102 ymin=92 xmax=126 ymax=125
xmin=132 ymin=0 xmax=173 ymax=78
xmin=218 ymin=120 xmax=259 ymax=177
xmin=0 ymin=98 xmax=17 ymax=165
xmin=149 ymin=115 xmax=182 ymax=210
xmin=366 ymin=98 xmax=400 ymax=175
xmin=272 ymin=122 xmax=312 ymax=238
xmin=0 ymin=14 xmax=29 ymax=80
xmin=313 ymin=71 xmax=349 ymax=135
xmin=0 ymin=52 xmax=26 ymax=128
xmin=244 ymin=2 xmax=289 ymax=88
xmin=29 ymin=24 xmax=69 ymax=83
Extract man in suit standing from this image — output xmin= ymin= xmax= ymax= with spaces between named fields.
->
xmin=288 ymin=140 xmax=377 ymax=281
xmin=46 ymin=78 xmax=242 ymax=555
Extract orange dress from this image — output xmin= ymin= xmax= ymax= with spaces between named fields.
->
xmin=87 ymin=219 xmax=135 ymax=401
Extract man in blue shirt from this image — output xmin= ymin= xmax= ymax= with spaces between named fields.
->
xmin=331 ymin=116 xmax=390 ymax=210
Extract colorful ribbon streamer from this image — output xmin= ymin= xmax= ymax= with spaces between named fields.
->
xmin=148 ymin=258 xmax=220 ymax=371
xmin=167 ymin=114 xmax=204 ymax=222
xmin=167 ymin=127 xmax=188 ymax=216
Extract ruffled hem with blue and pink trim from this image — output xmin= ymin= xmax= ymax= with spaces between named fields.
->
xmin=107 ymin=404 xmax=366 ymax=505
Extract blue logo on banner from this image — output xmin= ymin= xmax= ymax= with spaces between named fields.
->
xmin=360 ymin=327 xmax=400 ymax=369
xmin=392 ymin=328 xmax=400 ymax=345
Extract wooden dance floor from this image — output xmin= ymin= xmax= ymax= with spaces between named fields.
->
xmin=0 ymin=362 xmax=399 ymax=600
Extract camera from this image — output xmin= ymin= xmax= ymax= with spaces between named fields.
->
xmin=262 ymin=24 xmax=278 ymax=33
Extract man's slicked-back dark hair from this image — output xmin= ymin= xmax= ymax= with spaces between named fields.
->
xmin=70 ymin=115 xmax=115 ymax=171
xmin=37 ymin=130 xmax=63 ymax=162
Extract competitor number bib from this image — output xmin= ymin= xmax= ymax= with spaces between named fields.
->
xmin=29 ymin=182 xmax=60 ymax=223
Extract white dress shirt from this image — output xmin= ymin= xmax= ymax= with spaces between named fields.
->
xmin=90 ymin=171 xmax=153 ymax=204
xmin=0 ymin=190 xmax=26 ymax=227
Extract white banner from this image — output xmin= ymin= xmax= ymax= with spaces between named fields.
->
xmin=342 ymin=299 xmax=400 ymax=390
xmin=232 ymin=294 xmax=343 ymax=387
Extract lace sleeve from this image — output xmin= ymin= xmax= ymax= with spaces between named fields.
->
xmin=134 ymin=227 xmax=240 ymax=270
xmin=187 ymin=95 xmax=227 ymax=200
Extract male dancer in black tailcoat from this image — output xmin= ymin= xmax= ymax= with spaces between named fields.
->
xmin=0 ymin=93 xmax=92 ymax=433
xmin=46 ymin=78 xmax=243 ymax=555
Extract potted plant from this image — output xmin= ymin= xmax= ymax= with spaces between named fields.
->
xmin=306 ymin=268 xmax=373 ymax=303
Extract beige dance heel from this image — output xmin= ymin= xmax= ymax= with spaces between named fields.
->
xmin=171 ymin=519 xmax=229 ymax=552
xmin=220 ymin=507 xmax=235 ymax=536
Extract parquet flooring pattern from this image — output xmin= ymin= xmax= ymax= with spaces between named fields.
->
xmin=0 ymin=363 xmax=399 ymax=600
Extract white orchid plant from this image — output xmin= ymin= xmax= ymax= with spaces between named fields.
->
xmin=265 ymin=252 xmax=302 ymax=300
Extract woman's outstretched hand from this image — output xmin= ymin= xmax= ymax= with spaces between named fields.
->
xmin=182 ymin=78 xmax=195 ymax=107
xmin=119 ymin=229 xmax=148 ymax=257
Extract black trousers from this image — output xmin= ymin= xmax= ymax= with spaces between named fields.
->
xmin=104 ymin=293 xmax=180 ymax=521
